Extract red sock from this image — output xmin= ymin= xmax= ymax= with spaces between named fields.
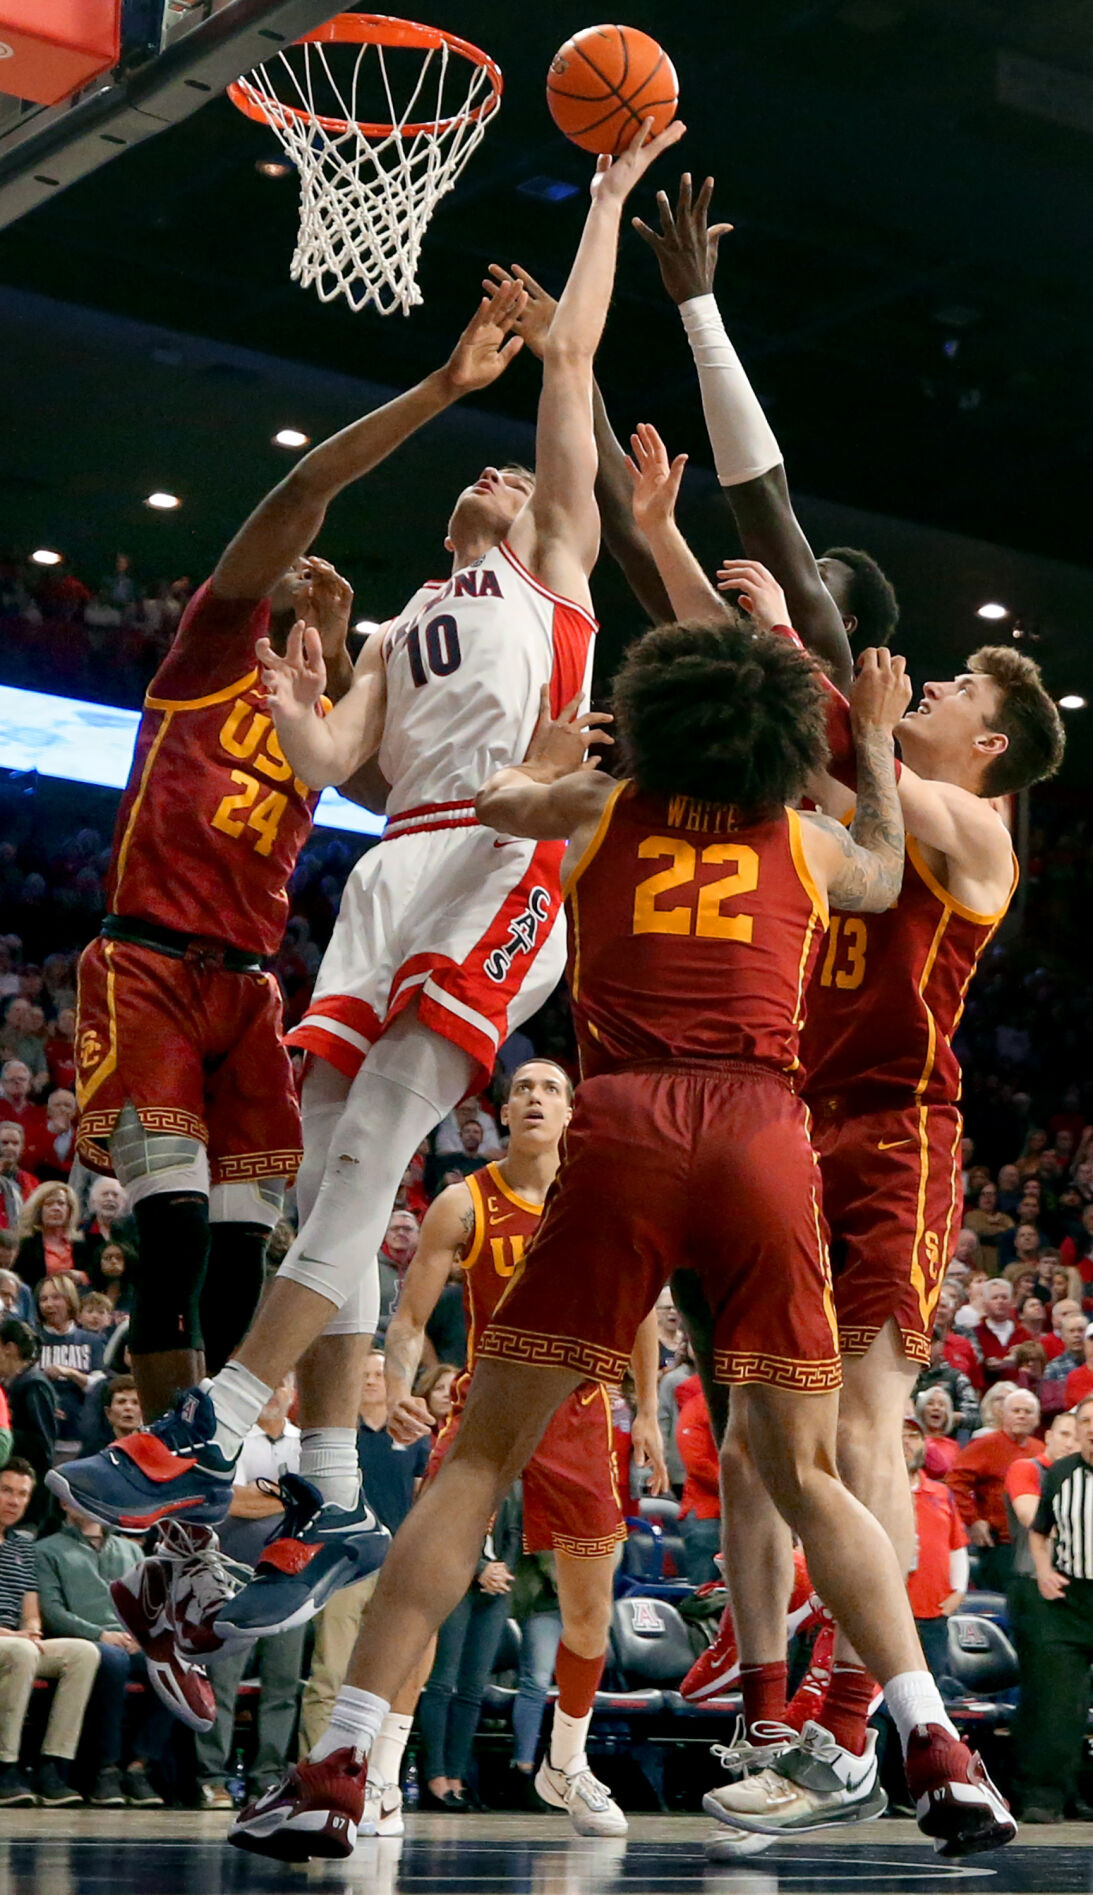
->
xmin=740 ymin=1661 xmax=788 ymax=1739
xmin=817 ymin=1663 xmax=879 ymax=1756
xmin=555 ymin=1642 xmax=605 ymax=1720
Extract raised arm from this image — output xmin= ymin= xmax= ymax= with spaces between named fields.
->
xmin=799 ymin=649 xmax=910 ymax=913
xmin=626 ymin=423 xmax=730 ymax=623
xmin=488 ymin=263 xmax=674 ymax=623
xmin=257 ymin=622 xmax=386 ymax=790
xmin=384 ymin=1183 xmax=474 ymax=1445
xmin=635 ymin=175 xmax=853 ymax=692
xmin=212 ymin=285 xmax=528 ymax=602
xmin=508 ymin=119 xmax=685 ymax=605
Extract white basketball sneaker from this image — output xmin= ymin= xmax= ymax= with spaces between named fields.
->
xmin=535 ymin=1758 xmax=628 ymax=1837
xmin=703 ymin=1720 xmax=887 ymax=1835
xmin=360 ymin=1775 xmax=405 ymax=1838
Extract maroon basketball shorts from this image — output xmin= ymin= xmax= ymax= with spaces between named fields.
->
xmin=477 ymin=1062 xmax=841 ymax=1396
xmin=808 ymin=1098 xmax=963 ymax=1366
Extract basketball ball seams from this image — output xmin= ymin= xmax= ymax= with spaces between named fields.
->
xmin=565 ymin=39 xmax=647 ymax=131
xmin=547 ymin=24 xmax=677 ymax=156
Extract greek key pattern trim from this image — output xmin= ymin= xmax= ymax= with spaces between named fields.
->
xmin=713 ymin=1349 xmax=843 ymax=1394
xmin=78 ymin=1105 xmax=207 ymax=1146
xmin=476 ymin=1323 xmax=629 ymax=1387
xmin=536 ymin=1526 xmax=627 ymax=1559
xmin=215 ymin=1149 xmax=302 ymax=1183
xmin=839 ymin=1323 xmax=930 ymax=1365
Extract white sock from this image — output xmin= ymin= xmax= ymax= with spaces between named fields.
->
xmin=208 ymin=1360 xmax=272 ymax=1461
xmin=368 ymin=1711 xmax=413 ymax=1788
xmin=883 ymin=1670 xmax=959 ymax=1750
xmin=549 ymin=1706 xmax=593 ymax=1777
xmin=299 ymin=1428 xmax=361 ymax=1511
xmin=310 ymin=1685 xmax=389 ymax=1763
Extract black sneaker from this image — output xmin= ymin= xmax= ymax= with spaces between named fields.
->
xmin=90 ymin=1766 xmax=127 ymax=1807
xmin=0 ymin=1765 xmax=36 ymax=1807
xmin=34 ymin=1760 xmax=82 ymax=1806
xmin=122 ymin=1767 xmax=164 ymax=1807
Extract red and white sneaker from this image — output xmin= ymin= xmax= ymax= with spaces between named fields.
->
xmin=228 ymin=1748 xmax=367 ymax=1861
xmin=111 ymin=1552 xmax=216 ymax=1733
xmin=682 ymin=1548 xmax=827 ymax=1703
xmin=905 ymin=1724 xmax=1017 ymax=1857
xmin=109 ymin=1521 xmax=245 ymax=1732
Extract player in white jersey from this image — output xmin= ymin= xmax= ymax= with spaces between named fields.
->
xmin=55 ymin=120 xmax=684 ymax=1656
xmin=288 ymin=538 xmax=596 ymax=1087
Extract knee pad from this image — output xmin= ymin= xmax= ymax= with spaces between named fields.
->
xmin=313 ymin=1266 xmax=381 ymax=1339
xmin=110 ymin=1105 xmax=209 ymax=1206
xmin=128 ymin=1193 xmax=210 ymax=1355
xmin=209 ymin=1180 xmax=283 ymax=1230
xmin=201 ymin=1223 xmax=270 ymax=1374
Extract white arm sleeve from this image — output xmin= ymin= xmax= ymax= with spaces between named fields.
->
xmin=949 ymin=1546 xmax=970 ymax=1594
xmin=679 ymin=294 xmax=783 ymax=488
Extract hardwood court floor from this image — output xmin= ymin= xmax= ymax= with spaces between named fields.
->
xmin=0 ymin=1809 xmax=1088 ymax=1894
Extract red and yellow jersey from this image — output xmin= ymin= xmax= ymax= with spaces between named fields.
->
xmin=107 ymin=581 xmax=320 ymax=958
xmin=802 ymin=837 xmax=1017 ymax=1113
xmin=565 ymin=782 xmax=828 ymax=1078
xmin=460 ymin=1161 xmax=542 ymax=1372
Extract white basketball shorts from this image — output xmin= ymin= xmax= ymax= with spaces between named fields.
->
xmin=286 ymin=814 xmax=567 ymax=1092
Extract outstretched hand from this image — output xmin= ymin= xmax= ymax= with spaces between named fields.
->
xmin=590 ymin=116 xmax=686 ymax=208
xmin=296 ymin=556 xmax=353 ymax=655
xmin=256 ymin=620 xmax=327 ymax=722
xmin=849 ymin=648 xmax=912 ymax=732
xmin=443 ymin=280 xmax=527 ymax=395
xmin=483 ymin=263 xmax=557 ymax=361
xmin=625 ymin=422 xmax=687 ymax=533
xmin=717 ymin=558 xmax=790 ymax=634
xmin=523 ymin=686 xmax=614 ymax=782
xmin=633 ymin=172 xmax=732 ymax=304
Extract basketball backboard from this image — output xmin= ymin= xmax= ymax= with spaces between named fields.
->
xmin=0 ymin=0 xmax=341 ymax=231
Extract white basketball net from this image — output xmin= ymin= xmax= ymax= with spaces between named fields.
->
xmin=234 ymin=35 xmax=499 ymax=315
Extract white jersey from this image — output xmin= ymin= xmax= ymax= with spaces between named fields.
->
xmin=378 ymin=539 xmax=596 ymax=823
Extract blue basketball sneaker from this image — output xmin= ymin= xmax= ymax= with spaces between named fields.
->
xmin=214 ymin=1473 xmax=390 ymax=1642
xmin=46 ymin=1387 xmax=236 ymax=1533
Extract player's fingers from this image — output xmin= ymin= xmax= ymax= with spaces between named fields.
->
xmin=631 ymin=216 xmax=662 ymax=248
xmin=708 ymin=222 xmax=734 ymax=239
xmin=668 ymin=452 xmax=689 ymax=483
xmin=559 ymin=691 xmax=584 ymax=723
xmin=694 ymin=174 xmax=714 ymax=221
xmin=498 ymin=335 xmax=524 ymax=366
xmin=677 ymin=170 xmax=692 ymax=216
xmin=485 ymin=262 xmax=511 ymax=285
xmin=623 ymin=454 xmax=640 ymax=485
xmin=511 ymin=263 xmax=548 ymax=299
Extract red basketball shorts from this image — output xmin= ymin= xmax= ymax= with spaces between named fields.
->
xmin=75 ymin=937 xmax=302 ymax=1185
xmin=428 ymin=1373 xmax=624 ymax=1559
xmin=477 ymin=1062 xmax=841 ymax=1395
xmin=808 ymin=1098 xmax=963 ymax=1366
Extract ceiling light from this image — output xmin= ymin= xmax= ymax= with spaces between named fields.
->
xmin=30 ymin=548 xmax=62 ymax=566
xmin=274 ymin=428 xmax=309 ymax=448
xmin=976 ymin=602 xmax=1009 ymax=620
xmin=354 ymin=618 xmax=380 ymax=635
xmin=145 ymin=491 xmax=181 ymax=510
xmin=256 ymin=159 xmax=292 ymax=179
xmin=1059 ymin=694 xmax=1087 ymax=711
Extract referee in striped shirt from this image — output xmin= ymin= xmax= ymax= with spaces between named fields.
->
xmin=1025 ymin=1395 xmax=1093 ymax=1820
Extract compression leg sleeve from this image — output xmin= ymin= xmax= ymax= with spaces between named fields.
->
xmin=128 ymin=1191 xmax=210 ymax=1355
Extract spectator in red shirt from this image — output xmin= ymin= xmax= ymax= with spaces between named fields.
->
xmin=0 ymin=1065 xmax=46 ymax=1151
xmin=1064 ymin=1325 xmax=1093 ymax=1408
xmin=1059 ymin=1204 xmax=1093 ymax=1286
xmin=675 ymin=1372 xmax=721 ymax=1585
xmin=904 ymin=1416 xmax=969 ymax=1685
xmin=1015 ymin=1293 xmax=1054 ymax=1353
xmin=28 ymin=1092 xmax=78 ymax=1184
xmin=44 ymin=1009 xmax=76 ymax=1094
xmin=946 ymin=1388 xmax=1044 ymax=1590
xmin=1040 ymin=1296 xmax=1079 ymax=1362
xmin=974 ymin=1278 xmax=1032 ymax=1388
xmin=914 ymin=1388 xmax=961 ymax=1476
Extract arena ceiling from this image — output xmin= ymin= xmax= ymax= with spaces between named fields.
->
xmin=0 ymin=0 xmax=1091 ymax=771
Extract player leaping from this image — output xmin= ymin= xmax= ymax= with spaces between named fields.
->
xmin=624 ymin=424 xmax=1059 ymax=1846
xmin=53 ymin=121 xmax=685 ymax=1637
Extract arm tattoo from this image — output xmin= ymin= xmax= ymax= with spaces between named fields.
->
xmin=384 ymin=1327 xmax=422 ymax=1391
xmin=456 ymin=1203 xmax=475 ymax=1260
xmin=817 ymin=727 xmax=904 ymax=912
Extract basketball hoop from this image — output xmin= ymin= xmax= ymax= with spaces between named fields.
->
xmin=228 ymin=14 xmax=502 ymax=316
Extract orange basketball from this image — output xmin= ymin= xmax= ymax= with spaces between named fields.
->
xmin=547 ymin=24 xmax=679 ymax=157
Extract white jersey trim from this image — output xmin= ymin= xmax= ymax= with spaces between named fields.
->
xmin=498 ymin=540 xmax=598 ymax=631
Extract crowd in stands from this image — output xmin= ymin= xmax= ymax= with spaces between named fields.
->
xmin=0 ymin=771 xmax=1091 ymax=1810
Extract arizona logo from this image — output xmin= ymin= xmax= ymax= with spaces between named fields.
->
xmin=484 ymin=887 xmax=552 ymax=984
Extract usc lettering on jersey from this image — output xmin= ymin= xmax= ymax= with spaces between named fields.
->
xmin=107 ymin=581 xmax=319 ymax=957
xmin=378 ymin=540 xmax=595 ymax=823
xmin=802 ymin=836 xmax=1018 ymax=1113
xmin=566 ymin=783 xmax=828 ymax=1078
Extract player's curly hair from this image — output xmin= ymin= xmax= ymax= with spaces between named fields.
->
xmin=967 ymin=646 xmax=1065 ymax=796
xmin=612 ymin=616 xmax=829 ymax=811
xmin=823 ymin=546 xmax=899 ymax=650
